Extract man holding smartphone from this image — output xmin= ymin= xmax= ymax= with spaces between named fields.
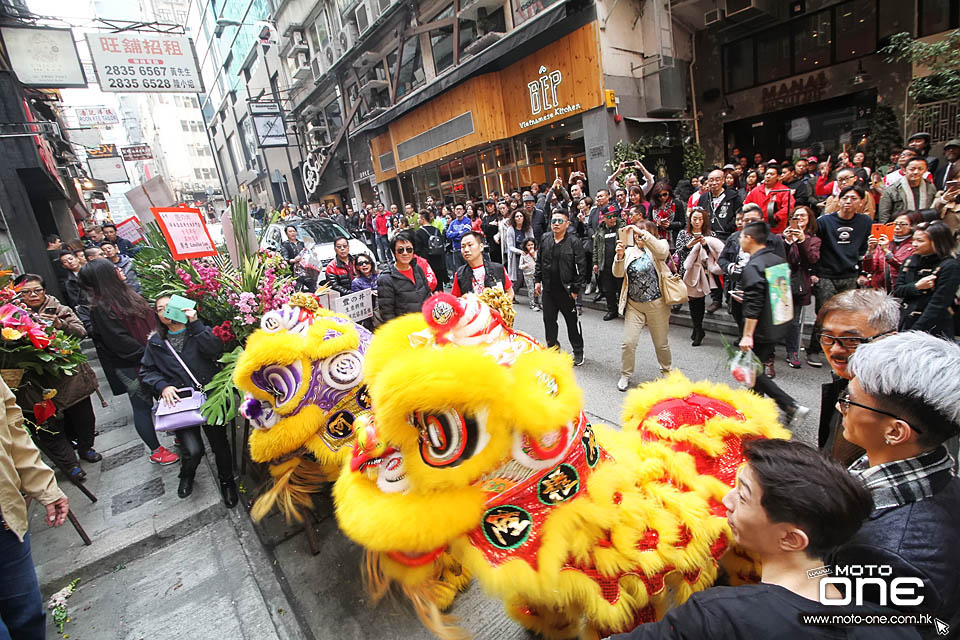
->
xmin=535 ymin=208 xmax=586 ymax=366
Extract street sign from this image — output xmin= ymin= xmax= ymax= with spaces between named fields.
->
xmin=84 ymin=33 xmax=204 ymax=93
xmin=115 ymin=215 xmax=145 ymax=245
xmin=87 ymin=143 xmax=119 ymax=158
xmin=120 ymin=144 xmax=153 ymax=161
xmin=0 ymin=26 xmax=87 ymax=88
xmin=88 ymin=156 xmax=129 ymax=183
xmin=250 ymin=102 xmax=288 ymax=147
xmin=75 ymin=106 xmax=118 ymax=126
xmin=332 ymin=288 xmax=373 ymax=321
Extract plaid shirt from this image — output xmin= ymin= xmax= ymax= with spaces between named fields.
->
xmin=850 ymin=445 xmax=956 ymax=510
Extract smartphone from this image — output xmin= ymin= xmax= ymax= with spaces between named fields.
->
xmin=693 ymin=232 xmax=703 ymax=238
xmin=617 ymin=226 xmax=635 ymax=247
xmin=946 ymin=180 xmax=960 ymax=188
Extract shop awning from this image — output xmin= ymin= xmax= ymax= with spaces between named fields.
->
xmin=349 ymin=0 xmax=595 ymax=136
xmin=623 ymin=116 xmax=694 ymax=124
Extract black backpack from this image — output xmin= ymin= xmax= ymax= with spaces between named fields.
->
xmin=425 ymin=226 xmax=444 ymax=256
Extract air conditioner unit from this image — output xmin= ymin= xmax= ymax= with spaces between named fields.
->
xmin=324 ymin=41 xmax=341 ymax=66
xmin=338 ymin=21 xmax=359 ymax=54
xmin=355 ymin=1 xmax=371 ymax=33
xmin=292 ymin=51 xmax=311 ymax=80
xmin=724 ymin=0 xmax=773 ymax=20
xmin=291 ymin=30 xmax=309 ymax=52
xmin=704 ymin=8 xmax=724 ymax=25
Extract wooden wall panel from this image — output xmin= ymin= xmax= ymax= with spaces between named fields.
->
xmin=370 ymin=131 xmax=396 ymax=182
xmin=383 ymin=22 xmax=604 ymax=174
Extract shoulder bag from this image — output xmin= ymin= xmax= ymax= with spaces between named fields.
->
xmin=658 ymin=251 xmax=689 ymax=306
xmin=154 ymin=340 xmax=207 ymax=433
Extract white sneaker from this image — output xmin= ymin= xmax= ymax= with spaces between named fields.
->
xmin=617 ymin=376 xmax=630 ymax=392
xmin=585 ymin=284 xmax=594 ymax=295
xmin=787 ymin=405 xmax=810 ymax=427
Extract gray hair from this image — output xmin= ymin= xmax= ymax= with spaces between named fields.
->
xmin=849 ymin=332 xmax=960 ymax=443
xmin=817 ymin=289 xmax=900 ymax=333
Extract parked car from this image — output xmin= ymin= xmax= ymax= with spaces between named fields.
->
xmin=260 ymin=218 xmax=375 ymax=284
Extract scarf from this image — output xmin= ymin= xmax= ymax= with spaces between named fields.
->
xmin=900 ymin=180 xmax=931 ymax=211
xmin=850 ymin=445 xmax=956 ymax=510
xmin=652 ymin=202 xmax=676 ymax=239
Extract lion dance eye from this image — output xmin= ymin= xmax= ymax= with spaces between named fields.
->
xmin=413 ymin=410 xmax=476 ymax=467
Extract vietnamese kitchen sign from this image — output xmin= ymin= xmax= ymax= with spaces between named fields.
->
xmin=519 ymin=65 xmax=582 ymax=130
xmin=761 ymin=72 xmax=828 ymax=112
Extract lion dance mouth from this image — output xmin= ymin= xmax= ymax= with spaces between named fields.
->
xmin=331 ymin=292 xmax=790 ymax=639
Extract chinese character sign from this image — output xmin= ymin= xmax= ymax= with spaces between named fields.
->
xmin=332 ymin=289 xmax=374 ymax=322
xmin=75 ymin=106 xmax=119 ymax=126
xmin=120 ymin=144 xmax=153 ymax=161
xmin=152 ymin=207 xmax=218 ymax=260
xmin=115 ymin=216 xmax=145 ymax=245
xmin=85 ymin=33 xmax=203 ymax=93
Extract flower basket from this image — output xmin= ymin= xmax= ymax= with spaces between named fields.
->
xmin=1 ymin=368 xmax=23 ymax=388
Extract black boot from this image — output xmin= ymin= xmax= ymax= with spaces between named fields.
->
xmin=220 ymin=478 xmax=239 ymax=508
xmin=178 ymin=475 xmax=194 ymax=499
xmin=692 ymin=328 xmax=706 ymax=347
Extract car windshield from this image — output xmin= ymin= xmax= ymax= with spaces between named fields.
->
xmin=297 ymin=220 xmax=348 ymax=244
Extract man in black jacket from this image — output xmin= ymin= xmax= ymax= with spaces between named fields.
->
xmin=718 ymin=204 xmax=785 ymax=326
xmin=377 ymin=231 xmax=431 ymax=321
xmin=702 ymin=169 xmax=743 ymax=313
xmin=831 ymin=332 xmax=960 ymax=635
xmin=738 ymin=222 xmax=808 ymax=426
xmin=534 ymin=209 xmax=586 ymax=365
xmin=613 ymin=439 xmax=920 ymax=640
xmin=780 ymin=161 xmax=814 ymax=208
xmin=451 ymin=232 xmax=512 ymax=298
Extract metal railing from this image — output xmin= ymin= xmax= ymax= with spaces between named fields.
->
xmin=907 ymin=98 xmax=960 ymax=144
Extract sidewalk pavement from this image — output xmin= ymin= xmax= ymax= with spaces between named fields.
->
xmin=29 ymin=348 xmax=303 ymax=640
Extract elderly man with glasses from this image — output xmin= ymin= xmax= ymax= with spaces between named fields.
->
xmin=829 ymin=331 xmax=960 ymax=633
xmin=813 ymin=289 xmax=900 ymax=466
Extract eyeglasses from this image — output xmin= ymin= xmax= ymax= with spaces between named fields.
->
xmin=819 ymin=329 xmax=894 ymax=349
xmin=395 ymin=246 xmax=414 ymax=254
xmin=20 ymin=288 xmax=44 ymax=295
xmin=837 ymin=391 xmax=920 ymax=433
xmin=551 ymin=218 xmax=566 ymax=225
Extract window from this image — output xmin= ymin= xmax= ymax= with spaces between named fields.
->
xmin=226 ymin=133 xmax=242 ymax=175
xmin=396 ymin=37 xmax=424 ymax=98
xmin=835 ymin=0 xmax=876 ymax=62
xmin=513 ymin=0 xmax=559 ymax=26
xmin=793 ymin=11 xmax=832 ymax=73
xmin=458 ymin=6 xmax=505 ymax=58
xmin=181 ymin=120 xmax=190 ymax=131
xmin=429 ymin=6 xmax=455 ymax=74
xmin=756 ymin=25 xmax=792 ymax=84
xmin=723 ymin=38 xmax=753 ymax=92
xmin=194 ymin=168 xmax=203 ymax=179
xmin=919 ymin=0 xmax=958 ymax=36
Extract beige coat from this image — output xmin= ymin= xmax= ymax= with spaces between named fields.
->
xmin=682 ymin=236 xmax=725 ymax=298
xmin=612 ymin=229 xmax=671 ymax=316
xmin=0 ymin=378 xmax=65 ymax=540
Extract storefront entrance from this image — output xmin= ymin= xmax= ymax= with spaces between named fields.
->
xmin=398 ymin=118 xmax=586 ymax=208
xmin=724 ymin=89 xmax=877 ymax=162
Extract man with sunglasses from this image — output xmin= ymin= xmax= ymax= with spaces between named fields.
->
xmin=534 ymin=208 xmax=586 ymax=366
xmin=814 ymin=289 xmax=900 ymax=466
xmin=830 ymin=332 xmax=960 ymax=633
xmin=377 ymin=230 xmax=431 ymax=322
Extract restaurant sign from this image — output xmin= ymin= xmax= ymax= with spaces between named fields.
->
xmin=520 ymin=66 xmax=581 ymax=130
xmin=761 ymin=72 xmax=828 ymax=112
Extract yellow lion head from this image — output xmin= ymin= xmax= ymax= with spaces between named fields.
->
xmin=234 ymin=296 xmax=372 ymax=520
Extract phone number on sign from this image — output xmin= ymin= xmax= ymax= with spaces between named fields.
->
xmin=106 ymin=78 xmax=174 ymax=89
xmin=104 ymin=65 xmax=168 ymax=77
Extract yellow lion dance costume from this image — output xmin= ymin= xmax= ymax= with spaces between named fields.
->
xmin=333 ymin=292 xmax=789 ymax=639
xmin=234 ymin=294 xmax=373 ymax=522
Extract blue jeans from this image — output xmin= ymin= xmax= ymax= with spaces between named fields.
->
xmin=114 ymin=367 xmax=160 ymax=451
xmin=0 ymin=529 xmax=44 ymax=640
xmin=375 ymin=235 xmax=391 ymax=263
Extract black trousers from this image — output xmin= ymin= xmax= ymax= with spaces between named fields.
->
xmin=752 ymin=342 xmax=796 ymax=413
xmin=599 ymin=264 xmax=622 ymax=315
xmin=542 ymin=286 xmax=583 ymax=355
xmin=35 ymin=397 xmax=97 ymax=470
xmin=427 ymin=253 xmax=448 ymax=286
xmin=178 ymin=424 xmax=234 ymax=481
xmin=689 ymin=296 xmax=706 ymax=332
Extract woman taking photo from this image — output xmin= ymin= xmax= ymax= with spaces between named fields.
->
xmin=140 ymin=296 xmax=237 ymax=506
xmin=12 ymin=274 xmax=101 ymax=482
xmin=78 ymin=259 xmax=179 ymax=466
xmin=613 ymin=220 xmax=673 ymax=392
xmin=894 ymin=220 xmax=960 ymax=337
xmin=648 ymin=182 xmax=685 ymax=243
xmin=781 ymin=206 xmax=821 ymax=368
xmin=861 ymin=213 xmax=914 ymax=292
xmin=675 ymin=208 xmax=724 ymax=346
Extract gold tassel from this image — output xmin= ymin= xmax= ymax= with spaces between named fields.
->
xmin=250 ymin=456 xmax=331 ymax=523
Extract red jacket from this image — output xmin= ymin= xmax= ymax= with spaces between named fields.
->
xmin=861 ymin=238 xmax=915 ymax=292
xmin=375 ymin=212 xmax=389 ymax=236
xmin=743 ymin=183 xmax=794 ymax=234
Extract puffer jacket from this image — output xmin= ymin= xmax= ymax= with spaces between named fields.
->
xmin=324 ymin=257 xmax=356 ymax=296
xmin=139 ymin=321 xmax=223 ymax=396
xmin=377 ymin=263 xmax=431 ymax=321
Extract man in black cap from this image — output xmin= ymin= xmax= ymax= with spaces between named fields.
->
xmin=481 ymin=198 xmax=501 ymax=260
xmin=934 ymin=139 xmax=959 ymax=190
xmin=524 ymin=192 xmax=546 ymax=240
xmin=907 ymin=132 xmax=939 ymax=175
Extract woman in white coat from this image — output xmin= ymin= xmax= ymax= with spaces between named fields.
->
xmin=612 ymin=220 xmax=674 ymax=392
xmin=675 ymin=207 xmax=724 ymax=346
